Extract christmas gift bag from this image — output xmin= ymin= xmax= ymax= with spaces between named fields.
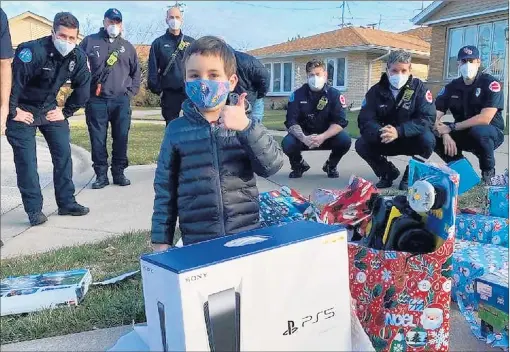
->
xmin=258 ymin=186 xmax=321 ymax=227
xmin=487 ymin=186 xmax=509 ymax=219
xmin=348 ymin=159 xmax=459 ymax=352
xmin=456 ymin=213 xmax=509 ymax=247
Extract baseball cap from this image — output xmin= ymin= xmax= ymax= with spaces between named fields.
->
xmin=104 ymin=8 xmax=122 ymax=22
xmin=457 ymin=45 xmax=479 ymax=60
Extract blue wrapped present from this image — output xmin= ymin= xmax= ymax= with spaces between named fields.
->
xmin=452 ymin=239 xmax=508 ymax=310
xmin=487 ymin=186 xmax=509 ymax=219
xmin=448 ymin=158 xmax=480 ymax=194
xmin=456 ymin=213 xmax=509 ymax=247
xmin=475 ymin=269 xmax=509 ymax=314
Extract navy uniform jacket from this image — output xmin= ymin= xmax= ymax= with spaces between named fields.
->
xmin=285 ymin=84 xmax=348 ymax=135
xmin=231 ymin=48 xmax=269 ymax=106
xmin=358 ymin=73 xmax=435 ymax=142
xmin=0 ymin=8 xmax=13 ymax=59
xmin=79 ymin=28 xmax=141 ymax=99
xmin=435 ymin=72 xmax=505 ymax=131
xmin=147 ymin=31 xmax=194 ymax=94
xmin=9 ymin=36 xmax=91 ymax=126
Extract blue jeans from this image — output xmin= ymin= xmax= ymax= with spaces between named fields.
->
xmin=251 ymin=98 xmax=265 ymax=123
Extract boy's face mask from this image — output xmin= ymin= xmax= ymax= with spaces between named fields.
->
xmin=185 ymin=80 xmax=230 ymax=110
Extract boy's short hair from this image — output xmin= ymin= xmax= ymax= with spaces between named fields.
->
xmin=183 ymin=36 xmax=237 ymax=77
xmin=306 ymin=59 xmax=326 ymax=73
xmin=53 ymin=12 xmax=80 ymax=33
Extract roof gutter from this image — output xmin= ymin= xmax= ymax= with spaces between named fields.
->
xmin=367 ymin=49 xmax=391 ymax=93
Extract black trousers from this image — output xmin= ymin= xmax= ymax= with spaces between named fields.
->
xmin=355 ymin=130 xmax=436 ymax=177
xmin=281 ymin=131 xmax=352 ymax=170
xmin=6 ymin=119 xmax=76 ymax=213
xmin=161 ymin=89 xmax=187 ymax=126
xmin=85 ymin=95 xmax=131 ymax=176
xmin=434 ymin=124 xmax=504 ymax=171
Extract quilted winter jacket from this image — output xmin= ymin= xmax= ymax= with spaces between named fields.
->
xmin=151 ymin=99 xmax=284 ymax=246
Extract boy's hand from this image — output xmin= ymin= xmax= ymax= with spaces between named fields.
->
xmin=152 ymin=243 xmax=171 ymax=252
xmin=219 ymin=93 xmax=250 ymax=131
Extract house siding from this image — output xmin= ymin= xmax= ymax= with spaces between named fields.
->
xmin=10 ymin=18 xmax=52 ymax=47
xmin=426 ymin=0 xmax=508 ymax=23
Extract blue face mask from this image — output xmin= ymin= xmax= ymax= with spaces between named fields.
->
xmin=185 ymin=80 xmax=230 ymax=109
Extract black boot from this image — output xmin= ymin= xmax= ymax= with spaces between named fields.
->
xmin=322 ymin=160 xmax=339 ymax=178
xmin=376 ymin=163 xmax=401 ymax=189
xmin=482 ymin=168 xmax=496 ymax=185
xmin=113 ymin=174 xmax=131 ymax=186
xmin=58 ymin=203 xmax=90 ymax=216
xmin=92 ymin=174 xmax=109 ymax=189
xmin=28 ymin=211 xmax=48 ymax=226
xmin=399 ymin=166 xmax=410 ymax=191
xmin=289 ymin=160 xmax=311 ymax=179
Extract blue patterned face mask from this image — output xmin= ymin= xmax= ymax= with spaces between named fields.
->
xmin=185 ymin=80 xmax=230 ymax=109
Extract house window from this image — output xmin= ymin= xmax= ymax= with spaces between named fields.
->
xmin=325 ymin=57 xmax=346 ymax=88
xmin=446 ymin=20 xmax=508 ymax=79
xmin=264 ymin=62 xmax=293 ymax=94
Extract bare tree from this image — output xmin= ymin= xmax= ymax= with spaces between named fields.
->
xmin=234 ymin=40 xmax=252 ymax=52
xmin=81 ymin=15 xmax=97 ymax=36
xmin=182 ymin=23 xmax=202 ymax=40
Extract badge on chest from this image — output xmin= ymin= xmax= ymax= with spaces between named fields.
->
xmin=316 ymin=96 xmax=328 ymax=111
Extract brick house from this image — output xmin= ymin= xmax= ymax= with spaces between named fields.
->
xmin=412 ymin=0 xmax=509 ymax=117
xmin=247 ymin=26 xmax=431 ymax=110
xmin=8 ymin=11 xmax=84 ymax=48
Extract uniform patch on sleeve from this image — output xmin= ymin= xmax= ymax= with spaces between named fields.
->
xmin=361 ymin=98 xmax=366 ymax=108
xmin=18 ymin=48 xmax=33 ymax=63
xmin=289 ymin=92 xmax=295 ymax=103
xmin=437 ymin=87 xmax=445 ymax=97
xmin=489 ymin=81 xmax=501 ymax=93
xmin=425 ymin=90 xmax=433 ymax=103
xmin=339 ymin=94 xmax=347 ymax=107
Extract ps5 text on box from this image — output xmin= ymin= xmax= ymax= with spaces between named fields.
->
xmin=141 ymin=221 xmax=352 ymax=351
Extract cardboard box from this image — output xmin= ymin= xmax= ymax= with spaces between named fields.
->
xmin=141 ymin=221 xmax=351 ymax=351
xmin=475 ymin=271 xmax=509 ymax=314
xmin=1 ymin=269 xmax=92 ymax=316
xmin=456 ymin=214 xmax=509 ymax=247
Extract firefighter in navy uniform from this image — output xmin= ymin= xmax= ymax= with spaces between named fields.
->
xmin=355 ymin=50 xmax=436 ymax=190
xmin=281 ymin=59 xmax=352 ymax=179
xmin=148 ymin=6 xmax=194 ymax=125
xmin=6 ymin=12 xmax=91 ymax=226
xmin=434 ymin=45 xmax=505 ymax=184
xmin=80 ymin=8 xmax=141 ymax=189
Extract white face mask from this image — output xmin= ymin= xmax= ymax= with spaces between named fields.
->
xmin=388 ymin=72 xmax=409 ymax=90
xmin=459 ymin=63 xmax=478 ymax=80
xmin=167 ymin=19 xmax=181 ymax=31
xmin=308 ymin=75 xmax=326 ymax=91
xmin=106 ymin=24 xmax=121 ymax=38
xmin=53 ymin=37 xmax=76 ymax=57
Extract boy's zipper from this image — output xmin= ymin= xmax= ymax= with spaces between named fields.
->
xmin=210 ymin=124 xmax=226 ymax=235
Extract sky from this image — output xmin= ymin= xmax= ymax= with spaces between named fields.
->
xmin=2 ymin=1 xmax=433 ymax=50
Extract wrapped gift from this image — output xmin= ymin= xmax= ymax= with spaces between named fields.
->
xmin=487 ymin=186 xmax=509 ymax=219
xmin=259 ymin=186 xmax=321 ymax=227
xmin=447 ymin=158 xmax=480 ymax=195
xmin=478 ymin=302 xmax=509 ymax=337
xmin=317 ymin=176 xmax=378 ymax=227
xmin=456 ymin=214 xmax=509 ymax=247
xmin=475 ymin=269 xmax=509 ymax=314
xmin=349 ymin=160 xmax=459 ymax=352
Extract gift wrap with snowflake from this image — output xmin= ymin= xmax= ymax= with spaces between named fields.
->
xmin=487 ymin=186 xmax=509 ymax=219
xmin=455 ymin=214 xmax=509 ymax=247
xmin=348 ymin=160 xmax=459 ymax=352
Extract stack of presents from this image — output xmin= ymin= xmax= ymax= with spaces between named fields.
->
xmin=111 ymin=160 xmax=507 ymax=352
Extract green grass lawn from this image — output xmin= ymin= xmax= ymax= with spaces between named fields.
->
xmin=68 ymin=122 xmax=165 ymax=165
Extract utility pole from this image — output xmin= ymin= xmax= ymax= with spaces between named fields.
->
xmin=341 ymin=1 xmax=345 ymax=28
xmin=378 ymin=14 xmax=382 ymax=29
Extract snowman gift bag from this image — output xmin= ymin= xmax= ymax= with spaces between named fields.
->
xmin=348 ymin=159 xmax=459 ymax=352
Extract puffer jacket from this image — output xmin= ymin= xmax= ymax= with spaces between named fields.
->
xmin=151 ymin=99 xmax=284 ymax=246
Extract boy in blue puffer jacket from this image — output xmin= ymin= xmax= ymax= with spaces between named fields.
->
xmin=151 ymin=36 xmax=284 ymax=251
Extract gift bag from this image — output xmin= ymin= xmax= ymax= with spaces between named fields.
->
xmin=349 ymin=160 xmax=459 ymax=352
xmin=487 ymin=186 xmax=509 ymax=219
xmin=259 ymin=186 xmax=321 ymax=227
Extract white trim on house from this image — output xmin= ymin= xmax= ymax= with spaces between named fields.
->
xmin=411 ymin=1 xmax=445 ymax=24
xmin=324 ymin=55 xmax=348 ymax=91
xmin=263 ymin=61 xmax=295 ymax=97
xmin=419 ymin=7 xmax=509 ymax=26
xmin=253 ymin=45 xmax=430 ymax=60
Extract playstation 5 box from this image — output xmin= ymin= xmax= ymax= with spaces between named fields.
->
xmin=141 ymin=221 xmax=351 ymax=351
